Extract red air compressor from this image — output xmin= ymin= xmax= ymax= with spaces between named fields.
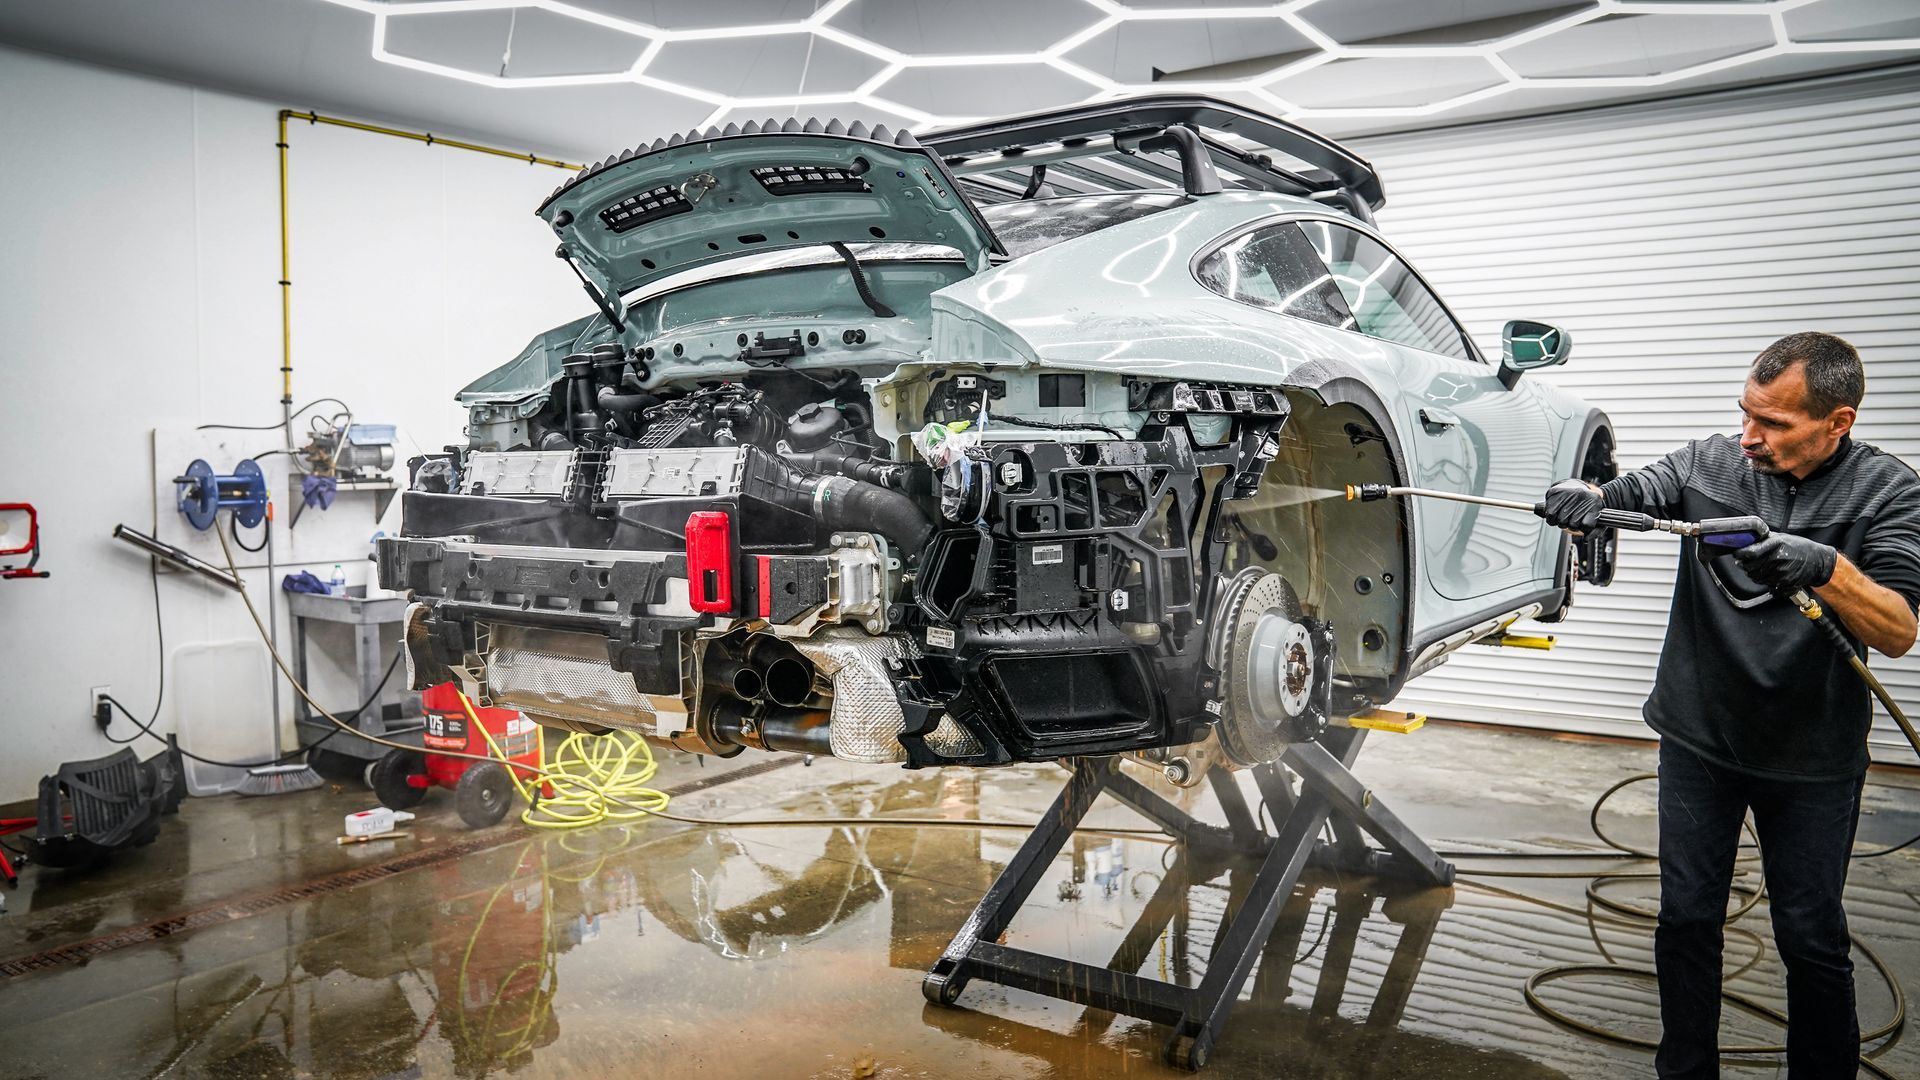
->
xmin=370 ymin=683 xmax=545 ymax=828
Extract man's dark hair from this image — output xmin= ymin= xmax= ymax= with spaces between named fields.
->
xmin=1751 ymin=331 xmax=1865 ymax=417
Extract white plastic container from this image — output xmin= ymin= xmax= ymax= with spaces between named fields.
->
xmin=344 ymin=807 xmax=415 ymax=837
xmin=172 ymin=640 xmax=276 ymax=796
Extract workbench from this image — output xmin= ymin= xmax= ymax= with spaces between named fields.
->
xmin=285 ymin=586 xmax=421 ymax=776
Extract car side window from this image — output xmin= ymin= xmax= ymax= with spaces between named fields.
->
xmin=1194 ymin=223 xmax=1356 ymax=330
xmin=1296 ymin=220 xmax=1473 ymax=362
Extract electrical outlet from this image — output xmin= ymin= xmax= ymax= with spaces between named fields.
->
xmin=90 ymin=685 xmax=112 ymax=730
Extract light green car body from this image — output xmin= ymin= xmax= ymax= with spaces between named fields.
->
xmin=451 ymin=130 xmax=1612 ymax=701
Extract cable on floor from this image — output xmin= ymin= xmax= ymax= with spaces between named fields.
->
xmin=1449 ymin=772 xmax=1909 ymax=1078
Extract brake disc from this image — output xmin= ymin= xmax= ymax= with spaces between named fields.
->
xmin=1215 ymin=571 xmax=1322 ymax=767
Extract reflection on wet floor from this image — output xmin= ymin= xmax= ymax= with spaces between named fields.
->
xmin=2 ymin=725 xmax=1919 ymax=1078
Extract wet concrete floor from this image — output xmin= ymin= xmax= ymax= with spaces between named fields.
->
xmin=3 ymin=723 xmax=1920 ymax=1078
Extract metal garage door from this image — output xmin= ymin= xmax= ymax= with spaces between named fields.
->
xmin=1358 ymin=65 xmax=1920 ymax=761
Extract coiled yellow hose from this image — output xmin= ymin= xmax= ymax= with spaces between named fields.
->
xmin=454 ymin=690 xmax=670 ymax=830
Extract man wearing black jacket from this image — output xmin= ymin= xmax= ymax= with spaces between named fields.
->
xmin=1541 ymin=332 xmax=1920 ymax=1078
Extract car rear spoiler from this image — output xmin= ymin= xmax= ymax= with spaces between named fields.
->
xmin=923 ymin=94 xmax=1384 ymax=222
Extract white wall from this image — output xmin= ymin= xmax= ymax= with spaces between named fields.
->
xmin=0 ymin=45 xmax=587 ymax=803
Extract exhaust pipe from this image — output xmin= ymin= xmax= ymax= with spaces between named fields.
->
xmin=762 ymin=658 xmax=816 ymax=708
xmin=705 ymin=652 xmax=765 ymax=701
xmin=745 ymin=636 xmax=820 ymax=708
xmin=711 ymin=698 xmax=833 ymax=756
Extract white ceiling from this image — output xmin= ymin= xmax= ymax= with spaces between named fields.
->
xmin=1 ymin=0 xmax=1915 ymax=163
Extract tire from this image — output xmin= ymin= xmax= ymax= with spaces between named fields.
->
xmin=369 ymin=748 xmax=429 ymax=810
xmin=454 ymin=762 xmax=514 ymax=828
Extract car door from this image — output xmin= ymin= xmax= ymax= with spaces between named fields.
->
xmin=1291 ymin=219 xmax=1560 ymax=603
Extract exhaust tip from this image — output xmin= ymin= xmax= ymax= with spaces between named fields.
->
xmin=763 ymin=656 xmax=817 ymax=708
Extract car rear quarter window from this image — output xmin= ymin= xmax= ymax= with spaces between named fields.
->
xmin=1296 ymin=220 xmax=1473 ymax=362
xmin=1193 ymin=222 xmax=1356 ymax=330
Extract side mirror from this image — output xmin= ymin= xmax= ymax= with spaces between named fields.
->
xmin=1499 ymin=319 xmax=1571 ymax=387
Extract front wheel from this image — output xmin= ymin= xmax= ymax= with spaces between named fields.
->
xmin=454 ymin=762 xmax=514 ymax=828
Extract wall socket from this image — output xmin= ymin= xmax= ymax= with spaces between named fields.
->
xmin=89 ymin=684 xmax=112 ymax=728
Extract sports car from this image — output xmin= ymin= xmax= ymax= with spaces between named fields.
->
xmin=378 ymin=95 xmax=1616 ymax=776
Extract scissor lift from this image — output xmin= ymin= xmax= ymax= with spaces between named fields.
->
xmin=922 ymin=722 xmax=1453 ymax=1071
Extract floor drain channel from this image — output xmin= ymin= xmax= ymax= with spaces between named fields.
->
xmin=0 ymin=754 xmax=800 ymax=979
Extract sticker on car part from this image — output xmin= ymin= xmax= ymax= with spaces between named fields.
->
xmin=926 ymin=626 xmax=956 ymax=650
xmin=424 ymin=713 xmax=468 ymax=750
xmin=1205 ymin=699 xmax=1224 ymax=716
xmin=1031 ymin=544 xmax=1064 ymax=566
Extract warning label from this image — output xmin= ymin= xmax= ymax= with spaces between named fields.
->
xmin=423 ymin=713 xmax=468 ymax=751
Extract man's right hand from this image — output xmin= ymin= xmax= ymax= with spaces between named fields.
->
xmin=1540 ymin=479 xmax=1604 ymax=531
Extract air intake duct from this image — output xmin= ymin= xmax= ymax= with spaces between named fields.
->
xmin=742 ymin=448 xmax=932 ymax=557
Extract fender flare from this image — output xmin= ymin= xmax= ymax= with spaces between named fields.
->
xmin=1540 ymin=408 xmax=1618 ymax=621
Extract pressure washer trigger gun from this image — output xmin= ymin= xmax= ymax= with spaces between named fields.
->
xmin=1594 ymin=510 xmax=1775 ymax=566
xmin=1686 ymin=515 xmax=1771 ymax=553
xmin=1681 ymin=516 xmax=1826 ymax=623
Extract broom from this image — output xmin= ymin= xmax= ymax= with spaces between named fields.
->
xmin=236 ymin=502 xmax=325 ymax=796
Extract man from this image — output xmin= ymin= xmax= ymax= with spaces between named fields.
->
xmin=1540 ymin=332 xmax=1920 ymax=1078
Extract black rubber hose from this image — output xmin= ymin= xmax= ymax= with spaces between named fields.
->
xmin=597 ymin=389 xmax=659 ymax=413
xmin=791 ymin=445 xmax=913 ymax=490
xmin=828 ymin=241 xmax=896 ymax=319
xmin=814 ymin=475 xmax=933 ymax=555
xmin=749 ymin=451 xmax=933 ymax=555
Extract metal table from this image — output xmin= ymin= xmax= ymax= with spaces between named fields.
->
xmin=285 ymin=586 xmax=421 ymax=766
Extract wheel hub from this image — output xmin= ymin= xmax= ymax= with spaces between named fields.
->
xmin=1215 ymin=571 xmax=1325 ymax=767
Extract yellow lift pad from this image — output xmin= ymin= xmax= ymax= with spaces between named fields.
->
xmin=1347 ymin=709 xmax=1426 ymax=734
xmin=1475 ymin=631 xmax=1557 ymax=650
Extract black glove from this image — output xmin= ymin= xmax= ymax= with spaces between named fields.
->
xmin=1733 ymin=533 xmax=1837 ymax=590
xmin=1540 ymin=479 xmax=1603 ymax=531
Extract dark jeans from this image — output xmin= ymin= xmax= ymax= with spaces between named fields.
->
xmin=1655 ymin=738 xmax=1866 ymax=1078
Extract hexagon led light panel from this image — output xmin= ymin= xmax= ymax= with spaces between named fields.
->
xmin=314 ymin=0 xmax=1920 ymax=130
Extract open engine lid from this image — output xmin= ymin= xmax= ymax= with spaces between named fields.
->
xmin=537 ymin=118 xmax=1004 ymax=315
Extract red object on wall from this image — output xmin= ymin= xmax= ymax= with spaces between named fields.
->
xmin=0 ymin=503 xmax=49 ymax=580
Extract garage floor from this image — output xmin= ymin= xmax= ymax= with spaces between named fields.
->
xmin=3 ymin=723 xmax=1918 ymax=1079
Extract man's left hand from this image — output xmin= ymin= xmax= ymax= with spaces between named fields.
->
xmin=1734 ymin=534 xmax=1838 ymax=590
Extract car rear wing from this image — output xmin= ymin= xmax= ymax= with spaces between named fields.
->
xmin=923 ymin=94 xmax=1384 ymax=222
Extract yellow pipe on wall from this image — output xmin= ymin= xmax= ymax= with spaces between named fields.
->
xmin=273 ymin=108 xmax=581 ymax=435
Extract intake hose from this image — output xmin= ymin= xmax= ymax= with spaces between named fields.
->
xmin=747 ymin=449 xmax=932 ymax=556
xmin=597 ymin=387 xmax=659 ymax=414
xmin=791 ymin=444 xmax=915 ymax=491
xmin=813 ymin=475 xmax=932 ymax=556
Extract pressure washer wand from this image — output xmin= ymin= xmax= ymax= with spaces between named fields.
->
xmin=1345 ymin=483 xmax=1691 ymax=536
xmin=1344 ymin=482 xmax=1918 ymax=752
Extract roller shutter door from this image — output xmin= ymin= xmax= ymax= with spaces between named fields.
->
xmin=1357 ymin=67 xmax=1920 ymax=761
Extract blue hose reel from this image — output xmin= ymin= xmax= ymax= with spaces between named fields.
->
xmin=175 ymin=459 xmax=268 ymax=531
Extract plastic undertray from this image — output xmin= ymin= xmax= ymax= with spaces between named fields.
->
xmin=171 ymin=639 xmax=277 ymax=796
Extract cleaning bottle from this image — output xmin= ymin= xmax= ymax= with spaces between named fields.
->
xmin=329 ymin=563 xmax=347 ymax=596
